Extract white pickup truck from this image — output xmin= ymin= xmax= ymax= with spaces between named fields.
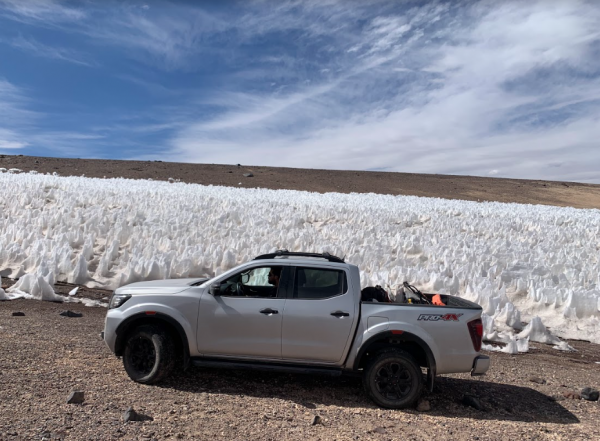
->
xmin=103 ymin=251 xmax=489 ymax=409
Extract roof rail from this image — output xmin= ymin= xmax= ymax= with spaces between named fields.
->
xmin=253 ymin=249 xmax=345 ymax=263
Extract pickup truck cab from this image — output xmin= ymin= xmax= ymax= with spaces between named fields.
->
xmin=103 ymin=251 xmax=489 ymax=409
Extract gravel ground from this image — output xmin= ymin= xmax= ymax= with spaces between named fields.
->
xmin=0 ymin=299 xmax=598 ymax=441
xmin=1 ymin=155 xmax=599 ymax=440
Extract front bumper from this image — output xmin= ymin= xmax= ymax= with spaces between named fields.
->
xmin=102 ymin=313 xmax=122 ymax=353
xmin=471 ymin=355 xmax=490 ymax=376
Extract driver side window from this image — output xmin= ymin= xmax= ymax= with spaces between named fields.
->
xmin=219 ymin=266 xmax=283 ymax=298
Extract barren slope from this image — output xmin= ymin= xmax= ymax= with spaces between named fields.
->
xmin=2 ymin=154 xmax=600 ymax=209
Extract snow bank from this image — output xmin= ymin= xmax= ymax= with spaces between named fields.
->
xmin=0 ymin=276 xmax=7 ymax=300
xmin=9 ymin=274 xmax=64 ymax=302
xmin=0 ymin=172 xmax=599 ymax=346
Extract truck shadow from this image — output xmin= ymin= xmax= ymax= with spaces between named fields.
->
xmin=161 ymin=368 xmax=579 ymax=424
xmin=423 ymin=376 xmax=579 ymax=424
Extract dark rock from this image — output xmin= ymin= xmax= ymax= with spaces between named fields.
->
xmin=581 ymin=387 xmax=599 ymax=401
xmin=11 ymin=312 xmax=25 ymax=316
xmin=311 ymin=415 xmax=322 ymax=426
xmin=373 ymin=427 xmax=386 ymax=434
xmin=123 ymin=407 xmax=153 ymax=422
xmin=237 ymin=164 xmax=241 ymax=167
xmin=529 ymin=376 xmax=546 ymax=385
xmin=123 ymin=407 xmax=137 ymax=422
xmin=243 ymin=173 xmax=254 ymax=177
xmin=416 ymin=399 xmax=431 ymax=412
xmin=59 ymin=310 xmax=83 ymax=318
xmin=66 ymin=391 xmax=85 ymax=404
xmin=462 ymin=394 xmax=486 ymax=411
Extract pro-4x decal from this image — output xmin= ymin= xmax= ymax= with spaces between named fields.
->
xmin=418 ymin=313 xmax=463 ymax=322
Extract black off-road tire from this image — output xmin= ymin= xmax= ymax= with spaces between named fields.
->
xmin=123 ymin=325 xmax=176 ymax=384
xmin=363 ymin=349 xmax=423 ymax=409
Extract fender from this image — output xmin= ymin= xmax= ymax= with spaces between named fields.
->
xmin=353 ymin=330 xmax=437 ymax=392
xmin=115 ymin=311 xmax=191 ymax=369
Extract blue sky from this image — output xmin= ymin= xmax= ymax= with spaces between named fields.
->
xmin=1 ymin=0 xmax=599 ymax=183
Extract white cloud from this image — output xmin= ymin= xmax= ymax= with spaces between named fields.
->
xmin=0 ymin=79 xmax=35 ymax=126
xmin=0 ymin=80 xmax=32 ymax=152
xmin=8 ymin=35 xmax=94 ymax=66
xmin=0 ymin=0 xmax=86 ymax=24
xmin=113 ymin=74 xmax=186 ymax=97
xmin=0 ymin=79 xmax=107 ymax=155
xmin=0 ymin=140 xmax=25 ymax=148
xmin=0 ymin=129 xmax=27 ymax=149
xmin=163 ymin=0 xmax=600 ymax=183
xmin=1 ymin=1 xmax=221 ymax=71
xmin=81 ymin=6 xmax=227 ymax=71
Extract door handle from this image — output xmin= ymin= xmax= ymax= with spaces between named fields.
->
xmin=330 ymin=311 xmax=350 ymax=318
xmin=260 ymin=308 xmax=278 ymax=315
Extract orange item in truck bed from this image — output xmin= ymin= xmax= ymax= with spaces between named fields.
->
xmin=432 ymin=294 xmax=445 ymax=306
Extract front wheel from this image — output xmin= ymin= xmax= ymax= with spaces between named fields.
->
xmin=363 ymin=349 xmax=423 ymax=409
xmin=123 ymin=325 xmax=175 ymax=384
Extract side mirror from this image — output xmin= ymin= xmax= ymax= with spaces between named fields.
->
xmin=209 ymin=283 xmax=221 ymax=296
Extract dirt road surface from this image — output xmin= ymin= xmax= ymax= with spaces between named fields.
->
xmin=0 ymin=300 xmax=598 ymax=441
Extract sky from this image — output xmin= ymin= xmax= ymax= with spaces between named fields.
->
xmin=0 ymin=0 xmax=599 ymax=183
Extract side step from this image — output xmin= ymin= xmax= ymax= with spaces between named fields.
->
xmin=191 ymin=358 xmax=343 ymax=376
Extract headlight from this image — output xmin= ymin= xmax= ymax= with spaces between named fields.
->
xmin=109 ymin=294 xmax=132 ymax=309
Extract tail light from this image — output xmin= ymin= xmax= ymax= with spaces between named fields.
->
xmin=467 ymin=319 xmax=483 ymax=352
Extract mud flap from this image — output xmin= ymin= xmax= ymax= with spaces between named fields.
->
xmin=183 ymin=352 xmax=191 ymax=371
xmin=426 ymin=367 xmax=435 ymax=392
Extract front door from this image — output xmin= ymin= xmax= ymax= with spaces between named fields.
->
xmin=281 ymin=266 xmax=357 ymax=363
xmin=197 ymin=265 xmax=288 ymax=359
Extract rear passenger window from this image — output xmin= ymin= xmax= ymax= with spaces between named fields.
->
xmin=293 ymin=268 xmax=348 ymax=299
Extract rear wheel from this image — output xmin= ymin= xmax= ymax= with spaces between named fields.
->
xmin=363 ymin=349 xmax=423 ymax=409
xmin=123 ymin=325 xmax=175 ymax=384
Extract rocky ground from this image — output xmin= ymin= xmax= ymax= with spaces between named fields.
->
xmin=0 ymin=299 xmax=598 ymax=441
xmin=1 ymin=154 xmax=599 ymax=440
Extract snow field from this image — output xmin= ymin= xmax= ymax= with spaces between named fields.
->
xmin=1 ymin=172 xmax=599 ymax=350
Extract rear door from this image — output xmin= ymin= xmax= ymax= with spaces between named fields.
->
xmin=197 ymin=265 xmax=289 ymax=359
xmin=281 ymin=266 xmax=357 ymax=363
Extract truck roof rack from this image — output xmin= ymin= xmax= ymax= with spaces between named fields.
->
xmin=253 ymin=249 xmax=345 ymax=263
